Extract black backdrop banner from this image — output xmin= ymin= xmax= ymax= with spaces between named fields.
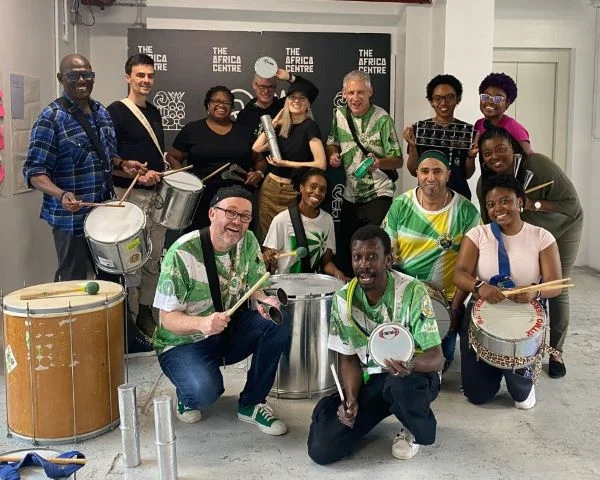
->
xmin=127 ymin=29 xmax=391 ymax=254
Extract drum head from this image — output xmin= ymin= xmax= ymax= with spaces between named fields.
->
xmin=472 ymin=299 xmax=546 ymax=341
xmin=0 ymin=448 xmax=76 ymax=479
xmin=254 ymin=56 xmax=278 ymax=78
xmin=368 ymin=324 xmax=414 ymax=367
xmin=3 ymin=280 xmax=124 ymax=314
xmin=84 ymin=201 xmax=145 ymax=243
xmin=266 ymin=274 xmax=344 ymax=298
xmin=164 ymin=171 xmax=204 ymax=192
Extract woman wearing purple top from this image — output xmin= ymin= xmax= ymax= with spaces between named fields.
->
xmin=474 ymin=73 xmax=532 ymax=154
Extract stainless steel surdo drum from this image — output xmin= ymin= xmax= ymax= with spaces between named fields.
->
xmin=470 ymin=298 xmax=547 ymax=370
xmin=84 ymin=200 xmax=151 ymax=274
xmin=2 ymin=281 xmax=125 ymax=444
xmin=149 ymin=171 xmax=204 ymax=230
xmin=265 ymin=274 xmax=344 ymax=399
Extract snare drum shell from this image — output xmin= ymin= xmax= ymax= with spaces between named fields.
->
xmin=84 ymin=201 xmax=151 ymax=275
xmin=422 ymin=281 xmax=451 ymax=338
xmin=2 ymin=281 xmax=125 ymax=443
xmin=470 ymin=299 xmax=546 ymax=368
xmin=264 ymin=274 xmax=344 ymax=399
xmin=149 ymin=173 xmax=204 ymax=230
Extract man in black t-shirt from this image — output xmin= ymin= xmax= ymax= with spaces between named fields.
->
xmin=108 ymin=54 xmax=177 ymax=345
xmin=236 ymin=68 xmax=316 ymax=138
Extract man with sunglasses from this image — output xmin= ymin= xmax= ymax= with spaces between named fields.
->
xmin=236 ymin=67 xmax=317 ymax=137
xmin=24 ymin=54 xmax=147 ymax=282
xmin=153 ymin=185 xmax=291 ymax=435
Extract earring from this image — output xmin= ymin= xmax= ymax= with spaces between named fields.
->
xmin=519 ymin=204 xmax=523 ymax=213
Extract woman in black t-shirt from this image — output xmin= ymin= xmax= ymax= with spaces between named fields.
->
xmin=166 ymin=86 xmax=264 ymax=231
xmin=252 ymin=80 xmax=325 ymax=239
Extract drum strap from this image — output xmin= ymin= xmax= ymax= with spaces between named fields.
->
xmin=344 ymin=107 xmax=398 ymax=183
xmin=288 ymin=202 xmax=314 ymax=273
xmin=120 ymin=98 xmax=165 ymax=162
xmin=199 ymin=227 xmax=224 ymax=313
xmin=489 ymin=222 xmax=515 ymax=288
xmin=56 ymin=97 xmax=115 ymax=197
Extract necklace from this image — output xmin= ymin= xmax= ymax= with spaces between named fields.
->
xmin=419 ymin=188 xmax=450 ymax=210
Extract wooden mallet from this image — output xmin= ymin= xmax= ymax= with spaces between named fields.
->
xmin=20 ymin=281 xmax=100 ymax=301
xmin=0 ymin=455 xmax=86 ymax=465
xmin=274 ymin=246 xmax=308 ymax=260
xmin=225 ymin=272 xmax=271 ymax=317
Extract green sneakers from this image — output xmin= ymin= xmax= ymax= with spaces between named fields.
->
xmin=237 ymin=403 xmax=288 ymax=436
xmin=176 ymin=400 xmax=202 ymax=424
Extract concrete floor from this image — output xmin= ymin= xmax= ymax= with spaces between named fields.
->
xmin=1 ymin=267 xmax=599 ymax=479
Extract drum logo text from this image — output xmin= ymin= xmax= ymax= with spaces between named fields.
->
xmin=526 ymin=318 xmax=544 ymax=337
xmin=378 ymin=326 xmax=400 ymax=340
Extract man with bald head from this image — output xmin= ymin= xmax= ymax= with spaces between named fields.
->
xmin=24 ymin=54 xmax=146 ymax=281
xmin=382 ymin=150 xmax=480 ymax=370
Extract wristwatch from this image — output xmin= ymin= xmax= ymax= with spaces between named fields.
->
xmin=473 ymin=280 xmax=485 ymax=293
xmin=534 ymin=201 xmax=542 ymax=211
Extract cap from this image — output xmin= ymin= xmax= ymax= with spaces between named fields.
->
xmin=286 ymin=81 xmax=319 ymax=104
xmin=209 ymin=184 xmax=254 ymax=207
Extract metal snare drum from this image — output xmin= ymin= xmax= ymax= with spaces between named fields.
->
xmin=470 ymin=298 xmax=546 ymax=369
xmin=84 ymin=200 xmax=151 ymax=274
xmin=149 ymin=171 xmax=204 ymax=230
xmin=422 ymin=280 xmax=452 ymax=338
xmin=265 ymin=274 xmax=344 ymax=399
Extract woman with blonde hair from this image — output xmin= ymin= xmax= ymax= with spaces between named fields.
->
xmin=253 ymin=80 xmax=325 ymax=238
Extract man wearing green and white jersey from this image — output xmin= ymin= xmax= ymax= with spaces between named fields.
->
xmin=153 ymin=185 xmax=291 ymax=435
xmin=307 ymin=226 xmax=443 ymax=464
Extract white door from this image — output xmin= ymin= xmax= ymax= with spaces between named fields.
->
xmin=493 ymin=48 xmax=570 ymax=171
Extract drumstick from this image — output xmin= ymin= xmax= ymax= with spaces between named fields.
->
xmin=80 ymin=202 xmax=125 ymax=208
xmin=503 ymin=284 xmax=574 ymax=296
xmin=274 ymin=247 xmax=308 ymax=260
xmin=502 ymin=278 xmax=572 ymax=296
xmin=330 ymin=363 xmax=345 ymax=403
xmin=201 ymin=163 xmax=231 ymax=183
xmin=525 ymin=181 xmax=554 ymax=194
xmin=225 ymin=272 xmax=271 ymax=317
xmin=118 ymin=162 xmax=148 ymax=206
xmin=0 ymin=455 xmax=86 ymax=465
xmin=160 ymin=165 xmax=194 ymax=177
xmin=20 ymin=282 xmax=100 ymax=300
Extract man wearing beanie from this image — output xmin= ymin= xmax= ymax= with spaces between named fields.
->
xmin=153 ymin=185 xmax=291 ymax=435
xmin=382 ymin=150 xmax=480 ymax=371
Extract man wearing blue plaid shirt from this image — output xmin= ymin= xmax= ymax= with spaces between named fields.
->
xmin=24 ymin=54 xmax=147 ymax=281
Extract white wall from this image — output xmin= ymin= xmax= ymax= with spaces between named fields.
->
xmin=494 ymin=0 xmax=597 ymax=267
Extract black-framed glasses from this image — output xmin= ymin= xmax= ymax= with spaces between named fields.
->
xmin=254 ymin=84 xmax=276 ymax=93
xmin=214 ymin=206 xmax=252 ymax=223
xmin=62 ymin=71 xmax=95 ymax=82
xmin=431 ymin=94 xmax=456 ymax=105
xmin=209 ymin=99 xmax=233 ymax=108
xmin=480 ymin=93 xmax=506 ymax=105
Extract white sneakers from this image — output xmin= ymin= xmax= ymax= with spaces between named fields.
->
xmin=514 ymin=385 xmax=536 ymax=410
xmin=175 ymin=400 xmax=202 ymax=424
xmin=392 ymin=428 xmax=420 ymax=459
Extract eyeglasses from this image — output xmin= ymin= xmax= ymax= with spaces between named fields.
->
xmin=480 ymin=93 xmax=506 ymax=105
xmin=431 ymin=94 xmax=456 ymax=105
xmin=214 ymin=206 xmax=252 ymax=223
xmin=254 ymin=84 xmax=276 ymax=93
xmin=62 ymin=71 xmax=95 ymax=82
xmin=209 ymin=99 xmax=233 ymax=108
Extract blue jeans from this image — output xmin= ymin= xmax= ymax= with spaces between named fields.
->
xmin=158 ymin=308 xmax=291 ymax=409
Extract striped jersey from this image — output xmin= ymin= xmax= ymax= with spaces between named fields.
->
xmin=383 ymin=188 xmax=481 ymax=301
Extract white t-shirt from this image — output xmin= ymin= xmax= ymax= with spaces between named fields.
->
xmin=263 ymin=208 xmax=336 ymax=273
xmin=466 ymin=222 xmax=556 ymax=286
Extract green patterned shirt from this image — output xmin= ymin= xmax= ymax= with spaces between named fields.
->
xmin=328 ymin=270 xmax=441 ymax=374
xmin=326 ymin=104 xmax=401 ymax=204
xmin=153 ymin=230 xmax=267 ymax=354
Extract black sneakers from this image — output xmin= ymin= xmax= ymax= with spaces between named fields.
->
xmin=126 ymin=332 xmax=155 ymax=359
xmin=137 ymin=304 xmax=157 ymax=339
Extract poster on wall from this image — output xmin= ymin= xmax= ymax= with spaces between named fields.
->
xmin=127 ymin=29 xmax=391 ymax=254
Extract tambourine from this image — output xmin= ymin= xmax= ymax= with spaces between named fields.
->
xmin=254 ymin=56 xmax=278 ymax=78
xmin=367 ymin=323 xmax=414 ymax=367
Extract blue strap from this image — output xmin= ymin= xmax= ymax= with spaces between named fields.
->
xmin=0 ymin=451 xmax=85 ymax=479
xmin=489 ymin=222 xmax=515 ymax=288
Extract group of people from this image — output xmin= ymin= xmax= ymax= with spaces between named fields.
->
xmin=23 ymin=51 xmax=582 ymax=464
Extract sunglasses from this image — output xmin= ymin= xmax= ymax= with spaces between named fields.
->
xmin=62 ymin=71 xmax=96 ymax=82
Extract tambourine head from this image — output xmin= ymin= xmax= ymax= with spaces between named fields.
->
xmin=368 ymin=323 xmax=414 ymax=367
xmin=254 ymin=56 xmax=278 ymax=78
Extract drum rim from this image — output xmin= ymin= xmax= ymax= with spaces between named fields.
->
xmin=265 ymin=273 xmax=344 ymax=299
xmin=367 ymin=323 xmax=415 ymax=366
xmin=471 ymin=298 xmax=546 ymax=341
xmin=2 ymin=290 xmax=125 ymax=315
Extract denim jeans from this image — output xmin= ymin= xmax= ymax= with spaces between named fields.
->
xmin=158 ymin=307 xmax=291 ymax=409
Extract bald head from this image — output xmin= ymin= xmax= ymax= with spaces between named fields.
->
xmin=59 ymin=54 xmax=91 ymax=74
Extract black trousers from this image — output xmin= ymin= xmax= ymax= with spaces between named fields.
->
xmin=307 ymin=371 xmax=440 ymax=465
xmin=338 ymin=197 xmax=393 ymax=277
xmin=52 ymin=227 xmax=92 ymax=282
xmin=460 ymin=302 xmax=533 ymax=404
